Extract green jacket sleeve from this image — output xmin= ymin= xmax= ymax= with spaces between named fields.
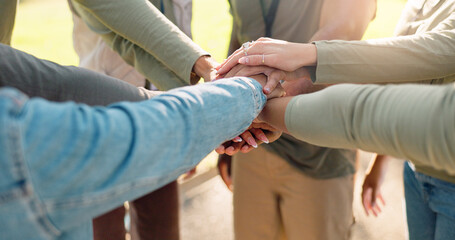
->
xmin=71 ymin=0 xmax=208 ymax=90
xmin=285 ymin=83 xmax=455 ymax=176
xmin=314 ymin=13 xmax=455 ymax=85
xmin=0 ymin=0 xmax=17 ymax=45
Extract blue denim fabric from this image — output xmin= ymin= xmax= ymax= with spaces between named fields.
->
xmin=404 ymin=162 xmax=455 ymax=240
xmin=0 ymin=77 xmax=266 ymax=240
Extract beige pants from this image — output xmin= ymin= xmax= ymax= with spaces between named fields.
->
xmin=233 ymin=146 xmax=354 ymax=240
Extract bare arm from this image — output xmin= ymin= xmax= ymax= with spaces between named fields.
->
xmin=310 ymin=0 xmax=376 ymax=42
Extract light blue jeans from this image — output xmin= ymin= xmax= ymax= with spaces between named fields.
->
xmin=0 ymin=77 xmax=265 ymax=239
xmin=404 ymin=162 xmax=455 ymax=240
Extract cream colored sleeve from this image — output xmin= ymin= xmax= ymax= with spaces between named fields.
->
xmin=71 ymin=0 xmax=208 ymax=90
xmin=285 ymin=83 xmax=455 ymax=175
xmin=314 ymin=13 xmax=455 ymax=84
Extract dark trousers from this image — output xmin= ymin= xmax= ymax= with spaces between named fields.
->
xmin=93 ymin=181 xmax=180 ymax=240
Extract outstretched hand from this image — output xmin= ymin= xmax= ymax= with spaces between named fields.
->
xmin=215 ymin=122 xmax=282 ymax=156
xmin=217 ymin=38 xmax=317 ymax=76
xmin=217 ymin=64 xmax=286 ymax=95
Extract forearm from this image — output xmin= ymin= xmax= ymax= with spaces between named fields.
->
xmin=310 ymin=0 xmax=376 ymax=42
xmin=0 ymin=0 xmax=17 ymax=45
xmin=71 ymin=0 xmax=207 ymax=82
xmin=21 ymin=77 xmax=266 ymax=223
xmin=304 ymin=0 xmax=376 ymax=85
xmin=285 ymin=83 xmax=455 ymax=175
xmin=367 ymin=154 xmax=390 ymax=175
xmin=103 ymin=32 xmax=190 ymax=90
xmin=0 ymin=44 xmax=153 ymax=105
xmin=314 ymin=14 xmax=455 ymax=84
xmin=258 ymin=96 xmax=292 ymax=133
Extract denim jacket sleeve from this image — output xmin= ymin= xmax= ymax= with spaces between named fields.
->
xmin=1 ymin=77 xmax=265 ymax=230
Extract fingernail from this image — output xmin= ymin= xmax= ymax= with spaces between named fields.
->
xmin=226 ymin=146 xmax=235 ymax=153
xmin=248 ymin=137 xmax=258 ymax=148
xmin=239 ymin=57 xmax=248 ymax=64
xmin=242 ymin=145 xmax=249 ymax=152
xmin=233 ymin=136 xmax=242 ymax=142
xmin=260 ymin=135 xmax=269 ymax=144
xmin=264 ymin=87 xmax=271 ymax=94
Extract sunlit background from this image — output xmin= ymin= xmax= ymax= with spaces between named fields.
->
xmin=12 ymin=0 xmax=406 ymax=64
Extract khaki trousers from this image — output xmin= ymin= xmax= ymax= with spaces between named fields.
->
xmin=233 ymin=146 xmax=354 ymax=240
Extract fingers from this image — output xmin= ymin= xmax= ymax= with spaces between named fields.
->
xmin=263 ymin=69 xmax=285 ymax=94
xmin=217 ymin=155 xmax=233 ymax=191
xmin=215 ymin=144 xmax=226 ymax=154
xmin=378 ymin=194 xmax=386 ymax=205
xmin=362 ymin=184 xmax=385 ymax=217
xmin=224 ymin=64 xmax=245 ymax=78
xmin=362 ymin=187 xmax=372 ymax=216
xmin=225 ymin=141 xmax=244 ymax=155
xmin=250 ymin=122 xmax=278 ymax=131
xmin=217 ymin=48 xmax=246 ymax=75
xmin=238 ymin=54 xmax=273 ymax=67
xmin=249 ymin=128 xmax=269 ymax=144
xmin=183 ymin=167 xmax=197 ymax=180
xmin=218 ymin=40 xmax=268 ymax=74
xmin=240 ymin=130 xmax=258 ymax=148
xmin=227 ymin=65 xmax=272 ymax=79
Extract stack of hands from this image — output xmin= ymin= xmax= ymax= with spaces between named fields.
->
xmin=212 ymin=38 xmax=320 ymax=155
xmin=209 ymin=38 xmax=387 ymax=217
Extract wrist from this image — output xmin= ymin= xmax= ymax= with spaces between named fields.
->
xmin=192 ymin=55 xmax=218 ymax=83
xmin=296 ymin=43 xmax=318 ymax=68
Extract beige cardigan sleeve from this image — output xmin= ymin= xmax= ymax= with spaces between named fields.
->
xmin=71 ymin=0 xmax=208 ymax=90
xmin=313 ymin=12 xmax=455 ymax=84
xmin=285 ymin=83 xmax=455 ymax=176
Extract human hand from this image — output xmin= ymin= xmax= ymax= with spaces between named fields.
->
xmin=182 ymin=167 xmax=197 ymax=180
xmin=215 ymin=122 xmax=282 ymax=155
xmin=217 ymin=154 xmax=233 ymax=191
xmin=192 ymin=56 xmax=219 ymax=83
xmin=217 ymin=64 xmax=286 ymax=95
xmin=362 ymin=155 xmax=389 ymax=217
xmin=282 ymin=77 xmax=327 ymax=96
xmin=217 ymin=38 xmax=317 ymax=75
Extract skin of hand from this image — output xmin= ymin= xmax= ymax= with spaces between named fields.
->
xmin=214 ymin=74 xmax=284 ymax=152
xmin=217 ymin=38 xmax=317 ymax=76
xmin=255 ymin=96 xmax=293 ymax=133
xmin=216 ymin=124 xmax=282 ymax=191
xmin=217 ymin=64 xmax=287 ymax=95
xmin=362 ymin=154 xmax=389 ymax=217
xmin=218 ymin=64 xmax=327 ymax=96
xmin=182 ymin=167 xmax=197 ymax=180
xmin=192 ymin=55 xmax=219 ymax=83
xmin=215 ymin=122 xmax=282 ymax=155
xmin=217 ymin=154 xmax=233 ymax=191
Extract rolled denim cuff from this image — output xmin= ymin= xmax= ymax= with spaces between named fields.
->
xmin=235 ymin=77 xmax=267 ymax=115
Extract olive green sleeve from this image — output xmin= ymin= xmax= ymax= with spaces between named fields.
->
xmin=313 ymin=13 xmax=455 ymax=84
xmin=70 ymin=0 xmax=208 ymax=90
xmin=285 ymin=83 xmax=455 ymax=176
xmin=0 ymin=0 xmax=17 ymax=45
